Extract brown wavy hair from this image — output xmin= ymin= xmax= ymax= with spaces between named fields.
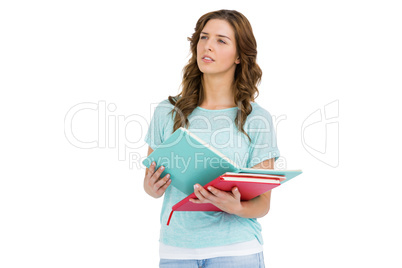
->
xmin=168 ymin=9 xmax=262 ymax=141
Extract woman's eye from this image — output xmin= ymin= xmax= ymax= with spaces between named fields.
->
xmin=219 ymin=39 xmax=226 ymax=44
xmin=200 ymin=36 xmax=207 ymax=39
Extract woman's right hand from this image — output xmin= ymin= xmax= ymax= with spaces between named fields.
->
xmin=144 ymin=161 xmax=171 ymax=198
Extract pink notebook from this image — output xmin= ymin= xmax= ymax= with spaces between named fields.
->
xmin=166 ymin=173 xmax=283 ymax=225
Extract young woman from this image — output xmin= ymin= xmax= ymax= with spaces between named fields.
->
xmin=144 ymin=9 xmax=280 ymax=268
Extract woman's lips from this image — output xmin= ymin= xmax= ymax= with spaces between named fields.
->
xmin=202 ymin=57 xmax=214 ymax=63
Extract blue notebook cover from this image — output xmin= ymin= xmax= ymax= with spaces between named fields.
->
xmin=142 ymin=127 xmax=302 ymax=195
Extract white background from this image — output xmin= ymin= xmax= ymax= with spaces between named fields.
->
xmin=1 ymin=0 xmax=401 ymax=267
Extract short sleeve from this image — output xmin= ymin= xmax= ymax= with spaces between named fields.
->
xmin=246 ymin=104 xmax=280 ymax=168
xmin=144 ymin=100 xmax=173 ymax=150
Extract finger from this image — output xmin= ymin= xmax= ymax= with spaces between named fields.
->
xmin=156 ymin=176 xmax=171 ymax=195
xmin=193 ymin=184 xmax=208 ymax=202
xmin=189 ymin=198 xmax=202 ymax=203
xmin=150 ymin=165 xmax=165 ymax=182
xmin=154 ymin=174 xmax=171 ymax=190
xmin=146 ymin=161 xmax=156 ymax=177
xmin=145 ymin=161 xmax=155 ymax=178
xmin=206 ymin=186 xmax=221 ymax=197
xmin=195 ymin=184 xmax=217 ymax=203
xmin=232 ymin=187 xmax=241 ymax=200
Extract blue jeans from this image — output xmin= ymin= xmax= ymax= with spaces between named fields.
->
xmin=159 ymin=252 xmax=265 ymax=268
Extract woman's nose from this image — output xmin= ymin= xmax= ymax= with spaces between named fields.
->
xmin=205 ymin=39 xmax=213 ymax=51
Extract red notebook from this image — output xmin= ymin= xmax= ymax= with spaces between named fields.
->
xmin=166 ymin=173 xmax=284 ymax=225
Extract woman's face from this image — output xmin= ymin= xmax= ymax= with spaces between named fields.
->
xmin=196 ymin=19 xmax=240 ymax=77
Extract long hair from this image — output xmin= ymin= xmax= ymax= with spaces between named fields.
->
xmin=168 ymin=9 xmax=262 ymax=141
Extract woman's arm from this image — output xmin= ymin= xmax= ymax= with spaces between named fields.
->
xmin=235 ymin=157 xmax=274 ymax=218
xmin=191 ymin=157 xmax=275 ymax=218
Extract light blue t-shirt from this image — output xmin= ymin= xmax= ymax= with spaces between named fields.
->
xmin=144 ymin=99 xmax=280 ymax=248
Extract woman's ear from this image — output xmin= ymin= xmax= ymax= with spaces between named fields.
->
xmin=235 ymin=56 xmax=240 ymax=64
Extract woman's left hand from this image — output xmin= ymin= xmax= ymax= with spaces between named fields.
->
xmin=189 ymin=184 xmax=243 ymax=215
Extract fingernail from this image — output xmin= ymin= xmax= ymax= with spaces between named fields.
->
xmin=207 ymin=186 xmax=212 ymax=190
xmin=151 ymin=162 xmax=155 ymax=166
xmin=161 ymin=166 xmax=165 ymax=170
xmin=194 ymin=184 xmax=199 ymax=189
xmin=166 ymin=174 xmax=170 ymax=178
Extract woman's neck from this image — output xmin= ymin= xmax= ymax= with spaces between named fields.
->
xmin=200 ymin=74 xmax=236 ymax=109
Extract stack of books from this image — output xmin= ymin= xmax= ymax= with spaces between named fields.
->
xmin=142 ymin=127 xmax=302 ymax=225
